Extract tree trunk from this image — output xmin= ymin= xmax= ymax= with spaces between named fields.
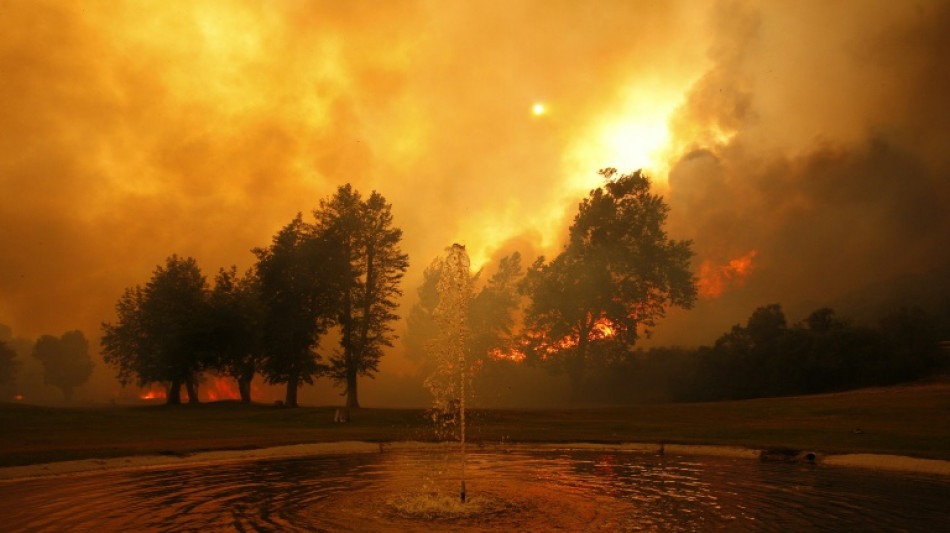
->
xmin=167 ymin=380 xmax=182 ymax=405
xmin=185 ymin=378 xmax=200 ymax=404
xmin=238 ymin=375 xmax=252 ymax=403
xmin=61 ymin=386 xmax=74 ymax=402
xmin=285 ymin=370 xmax=299 ymax=407
xmin=348 ymin=240 xmax=375 ymax=411
xmin=345 ymin=370 xmax=360 ymax=408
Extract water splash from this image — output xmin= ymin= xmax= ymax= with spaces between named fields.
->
xmin=424 ymin=243 xmax=473 ymax=503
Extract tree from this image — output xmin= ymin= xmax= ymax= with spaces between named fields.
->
xmin=0 ymin=340 xmax=19 ymax=388
xmin=469 ymin=252 xmax=523 ymax=361
xmin=255 ymin=214 xmax=343 ymax=407
xmin=205 ymin=267 xmax=263 ymax=403
xmin=404 ymin=258 xmax=445 ymax=364
xmin=101 ymin=255 xmax=210 ymax=404
xmin=315 ymin=185 xmax=409 ymax=409
xmin=404 ymin=252 xmax=523 ymax=369
xmin=877 ymin=306 xmax=944 ymax=383
xmin=31 ymin=330 xmax=94 ymax=401
xmin=520 ymin=168 xmax=697 ymax=400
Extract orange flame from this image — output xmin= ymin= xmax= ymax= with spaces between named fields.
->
xmin=489 ymin=316 xmax=620 ymax=361
xmin=488 ymin=346 xmax=527 ymax=362
xmin=697 ymin=250 xmax=758 ymax=299
xmin=136 ymin=377 xmax=278 ymax=403
xmin=13 ymin=394 xmax=24 ymax=401
xmin=140 ymin=386 xmax=166 ymax=400
xmin=203 ymin=376 xmax=240 ymax=401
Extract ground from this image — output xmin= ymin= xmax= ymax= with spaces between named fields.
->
xmin=1 ymin=379 xmax=948 ymax=473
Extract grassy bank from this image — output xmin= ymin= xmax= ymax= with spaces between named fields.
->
xmin=2 ymin=380 xmax=949 ymax=467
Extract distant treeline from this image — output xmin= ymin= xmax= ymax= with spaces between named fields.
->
xmin=0 ymin=326 xmax=95 ymax=403
xmin=549 ymin=303 xmax=949 ymax=404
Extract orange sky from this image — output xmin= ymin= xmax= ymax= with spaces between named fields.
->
xmin=3 ymin=1 xmax=950 ymax=399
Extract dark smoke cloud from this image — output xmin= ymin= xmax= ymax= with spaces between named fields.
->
xmin=652 ymin=0 xmax=950 ymax=345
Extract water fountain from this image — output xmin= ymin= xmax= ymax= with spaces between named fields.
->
xmin=423 ymin=243 xmax=472 ymax=504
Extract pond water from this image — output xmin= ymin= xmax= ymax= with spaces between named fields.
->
xmin=1 ymin=449 xmax=948 ymax=532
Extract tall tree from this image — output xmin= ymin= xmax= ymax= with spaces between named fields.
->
xmin=206 ymin=267 xmax=263 ymax=403
xmin=101 ymin=255 xmax=209 ymax=404
xmin=315 ymin=185 xmax=409 ymax=409
xmin=31 ymin=330 xmax=94 ymax=401
xmin=255 ymin=214 xmax=343 ymax=407
xmin=520 ymin=168 xmax=697 ymax=399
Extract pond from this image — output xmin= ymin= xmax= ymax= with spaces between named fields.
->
xmin=2 ymin=448 xmax=948 ymax=532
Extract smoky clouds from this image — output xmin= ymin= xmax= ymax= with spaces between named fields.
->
xmin=647 ymin=0 xmax=950 ymax=345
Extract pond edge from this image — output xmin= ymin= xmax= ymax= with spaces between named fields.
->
xmin=1 ymin=440 xmax=948 ymax=482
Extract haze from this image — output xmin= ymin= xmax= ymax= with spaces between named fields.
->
xmin=2 ymin=0 xmax=948 ymax=404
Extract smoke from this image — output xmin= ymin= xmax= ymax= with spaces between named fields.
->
xmin=2 ymin=0 xmax=949 ymax=402
xmin=652 ymin=0 xmax=950 ymax=344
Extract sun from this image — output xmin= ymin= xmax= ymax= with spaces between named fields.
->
xmin=532 ymin=103 xmax=545 ymax=116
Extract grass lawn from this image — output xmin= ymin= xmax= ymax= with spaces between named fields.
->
xmin=2 ymin=380 xmax=949 ymax=467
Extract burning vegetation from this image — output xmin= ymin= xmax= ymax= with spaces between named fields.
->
xmin=697 ymin=250 xmax=758 ymax=299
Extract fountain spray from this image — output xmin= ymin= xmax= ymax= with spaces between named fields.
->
xmin=426 ymin=243 xmax=472 ymax=504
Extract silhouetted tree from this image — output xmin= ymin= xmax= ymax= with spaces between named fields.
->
xmin=877 ymin=306 xmax=944 ymax=382
xmin=31 ymin=330 xmax=94 ymax=401
xmin=404 ymin=252 xmax=523 ymax=381
xmin=0 ymin=340 xmax=18 ymax=387
xmin=520 ymin=169 xmax=697 ymax=399
xmin=206 ymin=267 xmax=263 ymax=402
xmin=690 ymin=303 xmax=946 ymax=401
xmin=315 ymin=185 xmax=409 ymax=409
xmin=470 ymin=252 xmax=523 ymax=361
xmin=101 ymin=255 xmax=209 ymax=404
xmin=255 ymin=215 xmax=343 ymax=407
xmin=404 ymin=258 xmax=444 ymax=364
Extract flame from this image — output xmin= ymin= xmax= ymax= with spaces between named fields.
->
xmin=134 ymin=376 xmax=279 ymax=402
xmin=697 ymin=250 xmax=758 ymax=299
xmin=488 ymin=346 xmax=527 ymax=362
xmin=490 ymin=316 xmax=620 ymax=362
xmin=140 ymin=386 xmax=166 ymax=400
xmin=14 ymin=394 xmax=23 ymax=401
xmin=203 ymin=376 xmax=240 ymax=401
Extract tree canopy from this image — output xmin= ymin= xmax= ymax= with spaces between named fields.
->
xmin=686 ymin=304 xmax=947 ymax=401
xmin=405 ymin=251 xmax=523 ymax=368
xmin=204 ymin=267 xmax=263 ymax=403
xmin=520 ymin=168 xmax=697 ymax=399
xmin=101 ymin=255 xmax=209 ymax=404
xmin=31 ymin=330 xmax=94 ymax=401
xmin=315 ymin=185 xmax=409 ymax=408
xmin=254 ymin=214 xmax=346 ymax=407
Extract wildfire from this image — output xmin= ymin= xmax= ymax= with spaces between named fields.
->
xmin=140 ymin=387 xmax=166 ymax=400
xmin=136 ymin=376 xmax=277 ymax=402
xmin=204 ymin=376 xmax=240 ymax=401
xmin=489 ymin=316 xmax=620 ymax=362
xmin=697 ymin=250 xmax=758 ymax=299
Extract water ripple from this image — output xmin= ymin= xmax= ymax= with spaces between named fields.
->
xmin=2 ymin=450 xmax=948 ymax=532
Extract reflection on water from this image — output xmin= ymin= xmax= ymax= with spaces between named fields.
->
xmin=1 ymin=449 xmax=948 ymax=532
